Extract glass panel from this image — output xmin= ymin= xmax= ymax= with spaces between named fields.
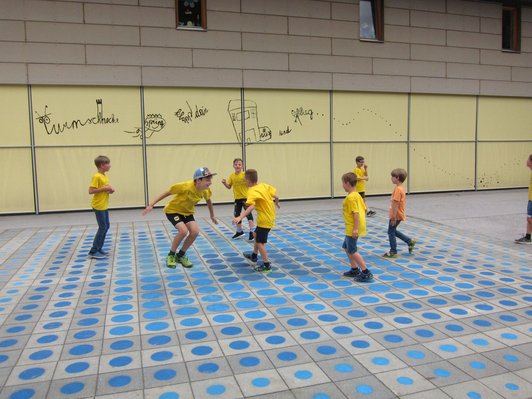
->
xmin=178 ymin=0 xmax=203 ymax=28
xmin=360 ymin=0 xmax=376 ymax=39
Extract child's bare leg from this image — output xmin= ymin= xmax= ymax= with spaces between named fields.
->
xmin=171 ymin=223 xmax=188 ymax=252
xmin=256 ymin=242 xmax=268 ymax=263
xmin=527 ymin=215 xmax=532 ymax=235
xmin=346 ymin=250 xmax=367 ymax=271
xmin=180 ymin=221 xmax=199 ymax=252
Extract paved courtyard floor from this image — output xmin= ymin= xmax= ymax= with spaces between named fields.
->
xmin=0 ymin=191 xmax=531 ymax=399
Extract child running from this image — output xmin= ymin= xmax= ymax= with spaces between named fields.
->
xmin=222 ymin=158 xmax=255 ymax=241
xmin=233 ymin=169 xmax=279 ymax=273
xmin=143 ymin=167 xmax=218 ymax=268
xmin=341 ymin=172 xmax=373 ymax=282
xmin=383 ymin=168 xmax=416 ymax=258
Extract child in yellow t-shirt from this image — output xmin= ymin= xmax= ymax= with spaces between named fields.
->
xmin=88 ymin=155 xmax=114 ymax=259
xmin=143 ymin=167 xmax=218 ymax=269
xmin=515 ymin=153 xmax=532 ymax=244
xmin=233 ymin=169 xmax=279 ymax=273
xmin=354 ymin=155 xmax=376 ymax=217
xmin=222 ymin=158 xmax=255 ymax=241
xmin=341 ymin=172 xmax=373 ymax=282
xmin=383 ymin=168 xmax=416 ymax=258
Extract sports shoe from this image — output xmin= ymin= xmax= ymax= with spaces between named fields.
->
xmin=248 ymin=232 xmax=254 ymax=241
xmin=343 ymin=268 xmax=361 ymax=277
xmin=176 ymin=253 xmax=193 ymax=268
xmin=408 ymin=239 xmax=417 ymax=254
xmin=166 ymin=254 xmax=176 ymax=268
xmin=515 ymin=236 xmax=531 ymax=244
xmin=98 ymin=249 xmax=109 ymax=256
xmin=254 ymin=264 xmax=272 ymax=273
xmin=383 ymin=252 xmax=397 ymax=258
xmin=354 ymin=271 xmax=373 ymax=282
xmin=367 ymin=210 xmax=376 ymax=217
xmin=88 ymin=252 xmax=105 ymax=260
xmin=232 ymin=231 xmax=245 ymax=239
xmin=243 ymin=252 xmax=257 ymax=262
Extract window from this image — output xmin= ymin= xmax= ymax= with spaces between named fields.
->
xmin=176 ymin=0 xmax=206 ymax=29
xmin=502 ymin=5 xmax=520 ymax=51
xmin=359 ymin=0 xmax=383 ymax=41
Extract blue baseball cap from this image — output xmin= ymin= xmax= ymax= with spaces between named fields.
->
xmin=193 ymin=167 xmax=216 ymax=180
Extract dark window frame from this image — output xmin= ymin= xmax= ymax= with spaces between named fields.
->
xmin=359 ymin=0 xmax=384 ymax=42
xmin=502 ymin=4 xmax=520 ymax=52
xmin=175 ymin=0 xmax=207 ymax=30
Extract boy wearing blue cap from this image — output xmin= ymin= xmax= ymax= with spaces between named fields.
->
xmin=143 ymin=167 xmax=218 ymax=268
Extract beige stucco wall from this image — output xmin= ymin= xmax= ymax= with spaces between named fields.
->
xmin=0 ymin=0 xmax=531 ymax=96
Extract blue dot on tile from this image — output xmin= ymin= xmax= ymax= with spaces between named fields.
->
xmin=356 ymin=385 xmax=373 ymax=394
xmin=335 ymin=363 xmax=353 ymax=372
xmin=198 ymin=362 xmax=219 ymax=373
xmin=206 ymin=384 xmax=226 ymax=395
xmin=240 ymin=356 xmax=260 ymax=367
xmin=19 ymin=367 xmax=45 ymax=380
xmin=154 ymin=369 xmax=176 ymax=381
xmin=252 ymin=377 xmax=270 ymax=387
xmin=60 ymin=382 xmax=84 ymax=394
xmin=108 ymin=375 xmax=131 ymax=387
xmin=65 ymin=362 xmax=90 ymax=374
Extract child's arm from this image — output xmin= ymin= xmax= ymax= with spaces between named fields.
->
xmin=221 ymin=179 xmax=231 ymax=189
xmin=274 ymin=195 xmax=280 ymax=209
xmin=390 ymin=200 xmax=399 ymax=226
xmin=89 ymin=185 xmax=114 ymax=194
xmin=352 ymin=211 xmax=359 ymax=238
xmin=233 ymin=204 xmax=255 ymax=225
xmin=205 ymin=198 xmax=218 ymax=224
xmin=142 ymin=191 xmax=171 ymax=215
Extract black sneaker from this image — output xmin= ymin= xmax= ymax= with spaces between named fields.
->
xmin=354 ymin=271 xmax=373 ymax=282
xmin=343 ymin=268 xmax=361 ymax=278
xmin=515 ymin=236 xmax=531 ymax=244
xmin=243 ymin=252 xmax=257 ymax=262
xmin=367 ymin=210 xmax=376 ymax=217
xmin=248 ymin=232 xmax=254 ymax=241
xmin=254 ymin=264 xmax=271 ymax=273
xmin=232 ymin=231 xmax=245 ymax=239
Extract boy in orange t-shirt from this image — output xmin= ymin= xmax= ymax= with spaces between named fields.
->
xmin=383 ymin=168 xmax=416 ymax=258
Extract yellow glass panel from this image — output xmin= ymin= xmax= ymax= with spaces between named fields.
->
xmin=146 ymin=144 xmax=242 ymax=205
xmin=36 ymin=147 xmax=145 ymax=211
xmin=410 ymin=94 xmax=476 ymax=141
xmin=0 ymin=86 xmax=30 ymax=146
xmin=333 ymin=92 xmax=408 ymax=142
xmin=333 ymin=143 xmax=407 ymax=196
xmin=32 ymin=86 xmax=141 ymax=146
xmin=245 ymin=143 xmax=331 ymax=199
xmin=242 ymin=89 xmax=330 ymax=143
xmin=0 ymin=149 xmax=34 ymax=213
xmin=409 ymin=142 xmax=475 ymax=192
xmin=477 ymin=142 xmax=531 ymax=189
xmin=144 ymin=88 xmax=241 ymax=144
xmin=478 ymin=97 xmax=532 ymax=140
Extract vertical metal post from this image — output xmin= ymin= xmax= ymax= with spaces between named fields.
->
xmin=240 ymin=88 xmax=246 ymax=167
xmin=406 ymin=93 xmax=411 ymax=193
xmin=27 ymin=85 xmax=39 ymax=214
xmin=329 ymin=90 xmax=334 ymax=198
xmin=474 ymin=95 xmax=479 ymax=191
xmin=140 ymin=86 xmax=149 ymax=205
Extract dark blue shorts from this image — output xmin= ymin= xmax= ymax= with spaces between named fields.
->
xmin=342 ymin=235 xmax=358 ymax=254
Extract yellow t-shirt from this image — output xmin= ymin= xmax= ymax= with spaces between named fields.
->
xmin=227 ymin=172 xmax=248 ymax=200
xmin=246 ymin=183 xmax=277 ymax=228
xmin=388 ymin=185 xmax=406 ymax=221
xmin=90 ymin=172 xmax=110 ymax=211
xmin=354 ymin=167 xmax=367 ymax=193
xmin=163 ymin=180 xmax=212 ymax=215
xmin=343 ymin=191 xmax=367 ymax=236
xmin=529 ymin=172 xmax=532 ymax=201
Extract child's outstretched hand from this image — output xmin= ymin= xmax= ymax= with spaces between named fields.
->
xmin=142 ymin=205 xmax=153 ymax=216
xmin=211 ymin=216 xmax=219 ymax=225
xmin=232 ymin=216 xmax=241 ymax=225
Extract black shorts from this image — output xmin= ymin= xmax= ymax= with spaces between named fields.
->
xmin=234 ymin=199 xmax=253 ymax=221
xmin=166 ymin=212 xmax=195 ymax=227
xmin=358 ymin=191 xmax=365 ymax=199
xmin=255 ymin=227 xmax=271 ymax=244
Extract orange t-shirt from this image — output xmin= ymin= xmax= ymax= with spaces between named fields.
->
xmin=388 ymin=185 xmax=406 ymax=221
